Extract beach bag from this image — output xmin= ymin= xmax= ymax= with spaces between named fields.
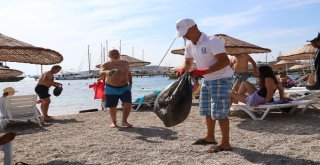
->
xmin=89 ymin=81 xmax=105 ymax=99
xmin=53 ymin=85 xmax=63 ymax=96
xmin=153 ymin=72 xmax=193 ymax=127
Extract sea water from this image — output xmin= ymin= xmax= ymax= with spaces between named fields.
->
xmin=0 ymin=76 xmax=174 ymax=116
xmin=0 ymin=75 xmax=289 ymax=116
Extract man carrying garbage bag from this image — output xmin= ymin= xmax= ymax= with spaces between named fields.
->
xmin=175 ymin=18 xmax=234 ymax=153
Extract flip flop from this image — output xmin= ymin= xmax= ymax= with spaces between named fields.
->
xmin=192 ymin=139 xmax=218 ymax=145
xmin=207 ymin=146 xmax=232 ymax=153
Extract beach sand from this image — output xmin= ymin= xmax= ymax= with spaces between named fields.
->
xmin=1 ymin=101 xmax=320 ymax=165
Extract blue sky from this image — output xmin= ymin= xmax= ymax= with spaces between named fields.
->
xmin=0 ymin=0 xmax=319 ymax=75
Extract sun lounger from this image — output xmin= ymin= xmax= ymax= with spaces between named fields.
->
xmin=231 ymin=99 xmax=317 ymax=120
xmin=132 ymin=90 xmax=161 ymax=111
xmin=0 ymin=95 xmax=42 ymax=129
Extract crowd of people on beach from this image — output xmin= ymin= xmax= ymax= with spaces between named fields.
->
xmin=0 ymin=18 xmax=319 ymax=164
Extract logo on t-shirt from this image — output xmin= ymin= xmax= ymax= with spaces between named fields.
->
xmin=201 ymin=47 xmax=207 ymax=54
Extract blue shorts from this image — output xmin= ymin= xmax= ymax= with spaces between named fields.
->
xmin=104 ymin=84 xmax=132 ymax=108
xmin=199 ymin=77 xmax=233 ymax=120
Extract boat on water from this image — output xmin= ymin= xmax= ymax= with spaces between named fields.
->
xmin=55 ymin=70 xmax=92 ymax=80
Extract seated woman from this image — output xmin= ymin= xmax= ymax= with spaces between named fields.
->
xmin=230 ymin=65 xmax=285 ymax=106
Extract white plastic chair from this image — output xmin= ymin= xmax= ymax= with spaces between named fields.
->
xmin=231 ymin=99 xmax=317 ymax=120
xmin=0 ymin=95 xmax=43 ymax=129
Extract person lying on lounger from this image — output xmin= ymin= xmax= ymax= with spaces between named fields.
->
xmin=230 ymin=65 xmax=286 ymax=106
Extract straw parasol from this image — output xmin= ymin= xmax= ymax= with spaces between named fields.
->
xmin=171 ymin=48 xmax=185 ymax=55
xmin=277 ymin=44 xmax=316 ymax=61
xmin=96 ymin=55 xmax=150 ymax=68
xmin=289 ymin=64 xmax=312 ymax=70
xmin=215 ymin=34 xmax=271 ymax=55
xmin=289 ymin=64 xmax=312 ymax=75
xmin=272 ymin=60 xmax=297 ymax=74
xmin=171 ymin=34 xmax=271 ymax=55
xmin=0 ymin=33 xmax=63 ymax=65
xmin=0 ymin=67 xmax=23 ymax=77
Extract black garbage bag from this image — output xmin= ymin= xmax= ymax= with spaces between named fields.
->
xmin=53 ymin=86 xmax=63 ymax=96
xmin=153 ymin=72 xmax=193 ymax=127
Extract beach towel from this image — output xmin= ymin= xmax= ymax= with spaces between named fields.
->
xmin=154 ymin=72 xmax=193 ymax=127
xmin=89 ymin=81 xmax=105 ymax=99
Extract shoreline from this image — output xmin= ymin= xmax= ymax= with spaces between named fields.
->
xmin=1 ymin=101 xmax=320 ymax=164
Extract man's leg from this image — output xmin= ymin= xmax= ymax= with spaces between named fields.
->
xmin=218 ymin=117 xmax=231 ymax=149
xmin=109 ymin=107 xmax=117 ymax=127
xmin=120 ymin=91 xmax=132 ymax=127
xmin=40 ymin=98 xmax=52 ymax=121
xmin=121 ymin=102 xmax=132 ymax=127
xmin=205 ymin=116 xmax=216 ymax=142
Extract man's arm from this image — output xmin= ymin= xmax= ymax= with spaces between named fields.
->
xmin=41 ymin=73 xmax=60 ymax=86
xmin=128 ymin=69 xmax=132 ymax=85
xmin=99 ymin=63 xmax=111 ymax=76
xmin=206 ymin=53 xmax=230 ymax=74
xmin=183 ymin=58 xmax=194 ymax=71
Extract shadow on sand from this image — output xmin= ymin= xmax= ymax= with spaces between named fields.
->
xmin=1 ymin=121 xmax=48 ymax=135
xmin=235 ymin=108 xmax=320 ymax=135
xmin=36 ymin=160 xmax=99 ymax=165
xmin=233 ymin=147 xmax=320 ymax=165
xmin=44 ymin=118 xmax=83 ymax=125
xmin=118 ymin=126 xmax=178 ymax=143
xmin=0 ymin=118 xmax=83 ymax=135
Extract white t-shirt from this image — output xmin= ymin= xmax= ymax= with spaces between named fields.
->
xmin=185 ymin=33 xmax=234 ymax=80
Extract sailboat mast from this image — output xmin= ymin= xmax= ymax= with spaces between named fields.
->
xmin=88 ymin=45 xmax=91 ymax=74
xmin=106 ymin=40 xmax=108 ymax=61
xmin=119 ymin=40 xmax=122 ymax=54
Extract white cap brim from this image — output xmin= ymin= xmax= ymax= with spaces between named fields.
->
xmin=176 ymin=28 xmax=188 ymax=38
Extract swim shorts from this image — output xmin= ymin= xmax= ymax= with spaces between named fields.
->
xmin=35 ymin=85 xmax=51 ymax=99
xmin=234 ymin=72 xmax=249 ymax=84
xmin=104 ymin=84 xmax=132 ymax=108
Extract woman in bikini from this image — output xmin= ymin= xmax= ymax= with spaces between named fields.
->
xmin=230 ymin=65 xmax=285 ymax=106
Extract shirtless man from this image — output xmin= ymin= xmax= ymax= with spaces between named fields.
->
xmin=230 ymin=54 xmax=258 ymax=91
xmin=35 ymin=65 xmax=62 ymax=121
xmin=100 ymin=49 xmax=133 ymax=128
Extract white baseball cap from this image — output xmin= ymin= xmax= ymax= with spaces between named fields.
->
xmin=176 ymin=18 xmax=196 ymax=37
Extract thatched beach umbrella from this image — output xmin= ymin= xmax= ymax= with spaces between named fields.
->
xmin=272 ymin=60 xmax=297 ymax=74
xmin=289 ymin=64 xmax=312 ymax=75
xmin=0 ymin=33 xmax=63 ymax=65
xmin=96 ymin=55 xmax=150 ymax=68
xmin=171 ymin=48 xmax=185 ymax=55
xmin=277 ymin=44 xmax=316 ymax=61
xmin=0 ymin=67 xmax=23 ymax=77
xmin=289 ymin=64 xmax=312 ymax=70
xmin=215 ymin=34 xmax=271 ymax=55
xmin=171 ymin=34 xmax=271 ymax=55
